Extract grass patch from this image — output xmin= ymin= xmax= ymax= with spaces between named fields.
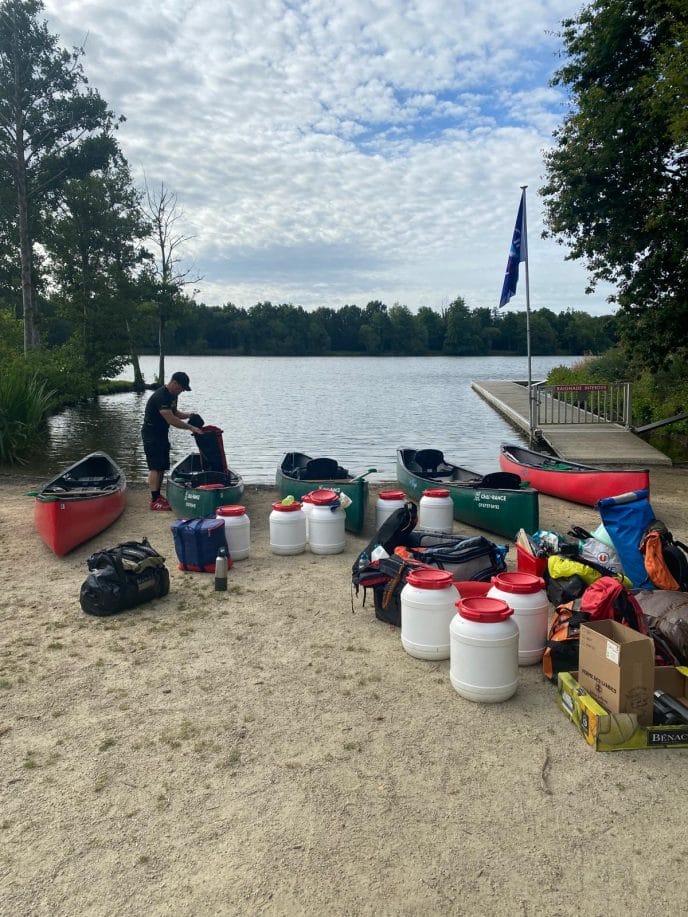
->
xmin=159 ymin=719 xmax=197 ymax=749
xmin=94 ymin=772 xmax=111 ymax=793
xmin=217 ymin=748 xmax=241 ymax=769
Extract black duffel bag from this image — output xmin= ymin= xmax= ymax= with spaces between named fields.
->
xmin=406 ymin=529 xmax=508 ymax=580
xmin=80 ymin=538 xmax=170 ymax=616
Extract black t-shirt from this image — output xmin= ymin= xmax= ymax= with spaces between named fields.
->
xmin=142 ymin=386 xmax=177 ymax=441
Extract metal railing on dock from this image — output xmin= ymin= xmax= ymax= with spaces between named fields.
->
xmin=533 ymin=382 xmax=631 ymax=429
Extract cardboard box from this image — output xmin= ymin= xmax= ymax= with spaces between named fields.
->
xmin=557 ymin=668 xmax=688 ymax=751
xmin=578 ymin=619 xmax=655 ymax=726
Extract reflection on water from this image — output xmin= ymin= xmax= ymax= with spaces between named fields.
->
xmin=27 ymin=355 xmax=580 ymax=484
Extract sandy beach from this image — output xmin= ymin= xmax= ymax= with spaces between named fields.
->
xmin=2 ymin=468 xmax=688 ymax=916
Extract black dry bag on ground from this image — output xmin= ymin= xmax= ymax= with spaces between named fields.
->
xmin=80 ymin=538 xmax=170 ymax=616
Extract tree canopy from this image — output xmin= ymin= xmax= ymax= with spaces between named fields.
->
xmin=0 ymin=0 xmax=121 ymax=352
xmin=541 ymin=0 xmax=688 ymax=370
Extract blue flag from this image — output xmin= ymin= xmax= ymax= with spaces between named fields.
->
xmin=499 ymin=190 xmax=527 ymax=307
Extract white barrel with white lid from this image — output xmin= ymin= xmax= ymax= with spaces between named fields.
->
xmin=487 ymin=571 xmax=548 ymax=665
xmin=400 ymin=568 xmax=456 ymax=660
xmin=450 ymin=597 xmax=519 ymax=703
xmin=270 ymin=501 xmax=307 ymax=555
xmin=419 ymin=488 xmax=453 ymax=533
xmin=216 ymin=505 xmax=251 ymax=560
xmin=376 ymin=490 xmax=407 ymax=530
xmin=307 ymin=489 xmax=346 ymax=555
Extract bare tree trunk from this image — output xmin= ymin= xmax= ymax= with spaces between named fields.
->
xmin=158 ymin=315 xmax=165 ymax=385
xmin=131 ymin=354 xmax=145 ymax=391
xmin=125 ymin=316 xmax=146 ymax=391
xmin=15 ymin=135 xmax=37 ymax=353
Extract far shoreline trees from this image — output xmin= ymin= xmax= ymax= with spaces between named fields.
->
xmin=143 ymin=297 xmax=617 ymax=358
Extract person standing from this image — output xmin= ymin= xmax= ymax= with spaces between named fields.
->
xmin=141 ymin=371 xmax=201 ymax=510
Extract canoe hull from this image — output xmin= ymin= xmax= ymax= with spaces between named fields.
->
xmin=34 ymin=452 xmax=126 ymax=556
xmin=167 ymin=453 xmax=244 ymax=518
xmin=276 ymin=453 xmax=368 ymax=533
xmin=499 ymin=444 xmax=650 ymax=506
xmin=396 ymin=448 xmax=539 ymax=541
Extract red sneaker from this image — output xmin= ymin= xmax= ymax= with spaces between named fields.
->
xmin=150 ymin=497 xmax=172 ymax=511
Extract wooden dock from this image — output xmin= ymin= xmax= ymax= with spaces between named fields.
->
xmin=472 ymin=380 xmax=672 ymax=466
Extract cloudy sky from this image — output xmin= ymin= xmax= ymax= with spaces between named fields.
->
xmin=42 ymin=0 xmax=612 ymax=315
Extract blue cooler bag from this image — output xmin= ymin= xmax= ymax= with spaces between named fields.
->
xmin=171 ymin=518 xmax=230 ymax=572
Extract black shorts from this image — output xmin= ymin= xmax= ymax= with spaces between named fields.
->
xmin=143 ymin=437 xmax=171 ymax=472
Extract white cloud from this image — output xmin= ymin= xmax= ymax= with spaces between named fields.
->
xmin=42 ymin=0 xmax=614 ymax=315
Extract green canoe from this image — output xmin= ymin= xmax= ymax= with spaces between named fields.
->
xmin=276 ymin=452 xmax=374 ymax=534
xmin=167 ymin=452 xmax=245 ymax=518
xmin=396 ymin=447 xmax=539 ymax=541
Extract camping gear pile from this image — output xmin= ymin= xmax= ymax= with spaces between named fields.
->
xmin=516 ymin=489 xmax=688 ymax=682
xmin=351 ymin=502 xmax=508 ymax=627
xmin=350 ymin=485 xmax=688 ymax=744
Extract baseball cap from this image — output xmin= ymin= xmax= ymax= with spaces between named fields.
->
xmin=171 ymin=371 xmax=191 ymax=391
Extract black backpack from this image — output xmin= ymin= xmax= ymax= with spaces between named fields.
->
xmin=80 ymin=538 xmax=170 ymax=616
xmin=351 ymin=502 xmax=419 ymax=625
xmin=355 ymin=501 xmax=418 ymax=566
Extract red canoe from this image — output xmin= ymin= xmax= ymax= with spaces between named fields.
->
xmin=499 ymin=443 xmax=650 ymax=507
xmin=34 ymin=452 xmax=126 ymax=556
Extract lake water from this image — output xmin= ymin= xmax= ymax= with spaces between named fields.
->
xmin=38 ymin=354 xmax=580 ymax=484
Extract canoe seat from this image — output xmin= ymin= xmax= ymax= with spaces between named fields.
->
xmin=304 ymin=458 xmax=347 ymax=480
xmin=288 ymin=453 xmax=310 ymax=475
xmin=60 ymin=475 xmax=119 ymax=490
xmin=415 ymin=449 xmax=448 ymax=476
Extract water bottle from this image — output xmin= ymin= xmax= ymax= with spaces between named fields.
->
xmin=214 ymin=547 xmax=228 ymax=591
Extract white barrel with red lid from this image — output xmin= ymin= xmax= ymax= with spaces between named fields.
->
xmin=269 ymin=501 xmax=307 ymax=555
xmin=307 ymin=489 xmax=346 ymax=555
xmin=419 ymin=488 xmax=453 ymax=533
xmin=300 ymin=492 xmax=316 ymax=539
xmin=400 ymin=568 xmax=456 ymax=660
xmin=450 ymin=597 xmax=519 ymax=702
xmin=487 ymin=571 xmax=548 ymax=665
xmin=375 ymin=490 xmax=407 ymax=531
xmin=216 ymin=505 xmax=250 ymax=560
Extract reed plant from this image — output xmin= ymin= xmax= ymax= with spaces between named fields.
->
xmin=0 ymin=365 xmax=55 ymax=464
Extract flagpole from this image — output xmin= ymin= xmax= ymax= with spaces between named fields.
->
xmin=521 ymin=184 xmax=533 ymax=440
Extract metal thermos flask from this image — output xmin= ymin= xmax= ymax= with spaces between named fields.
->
xmin=214 ymin=547 xmax=228 ymax=591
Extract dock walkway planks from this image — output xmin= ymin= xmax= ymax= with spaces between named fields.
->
xmin=472 ymin=380 xmax=672 ymax=466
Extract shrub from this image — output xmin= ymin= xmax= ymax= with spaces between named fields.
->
xmin=0 ymin=364 xmax=55 ymax=464
xmin=22 ymin=342 xmax=95 ymax=408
